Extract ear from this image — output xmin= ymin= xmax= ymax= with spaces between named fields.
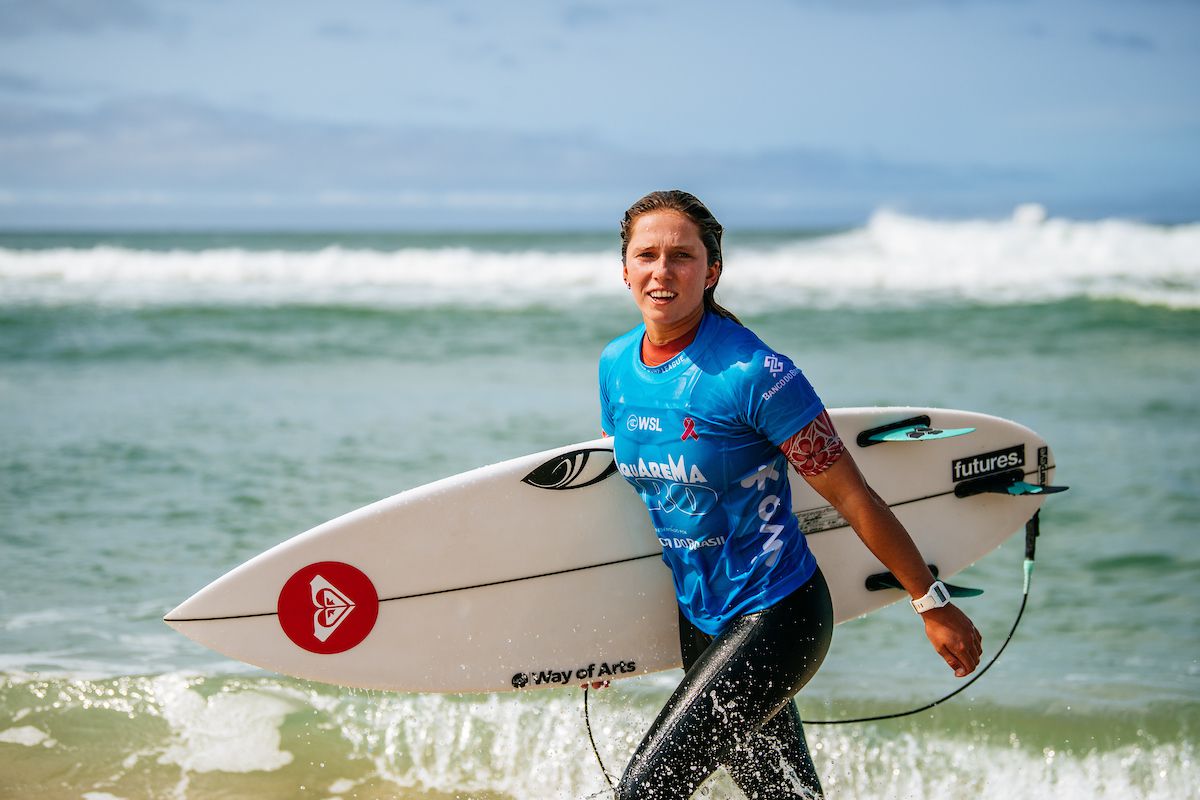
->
xmin=706 ymin=261 xmax=721 ymax=289
xmin=622 ymin=261 xmax=629 ymax=285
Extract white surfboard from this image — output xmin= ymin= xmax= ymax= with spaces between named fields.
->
xmin=165 ymin=407 xmax=1061 ymax=694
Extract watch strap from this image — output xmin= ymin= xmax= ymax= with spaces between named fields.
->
xmin=911 ymin=580 xmax=951 ymax=613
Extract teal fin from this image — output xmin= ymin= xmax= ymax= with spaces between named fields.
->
xmin=868 ymin=425 xmax=975 ymax=444
xmin=1005 ymin=481 xmax=1069 ymax=496
xmin=955 ymin=468 xmax=1071 ymax=498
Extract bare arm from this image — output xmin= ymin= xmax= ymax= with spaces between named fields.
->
xmin=781 ymin=416 xmax=983 ymax=677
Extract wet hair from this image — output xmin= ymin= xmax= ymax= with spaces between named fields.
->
xmin=619 ymin=189 xmax=742 ymax=325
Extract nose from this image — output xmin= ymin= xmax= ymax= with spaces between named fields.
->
xmin=650 ymin=255 xmax=673 ymax=280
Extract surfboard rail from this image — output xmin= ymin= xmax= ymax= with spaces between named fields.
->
xmin=165 ymin=406 xmax=1061 ymax=693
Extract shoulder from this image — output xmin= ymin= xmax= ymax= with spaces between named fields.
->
xmin=697 ymin=316 xmax=789 ymax=382
xmin=599 ymin=324 xmax=643 ymax=379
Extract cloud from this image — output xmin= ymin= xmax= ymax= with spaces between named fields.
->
xmin=0 ymin=71 xmax=41 ymax=93
xmin=0 ymin=94 xmax=1056 ymax=226
xmin=561 ymin=3 xmax=616 ymax=28
xmin=0 ymin=70 xmax=97 ymax=97
xmin=0 ymin=0 xmax=171 ymax=38
xmin=1090 ymin=28 xmax=1156 ymax=53
xmin=315 ymin=21 xmax=366 ymax=40
xmin=785 ymin=0 xmax=1027 ymax=11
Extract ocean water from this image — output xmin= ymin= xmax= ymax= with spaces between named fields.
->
xmin=1 ymin=206 xmax=1197 ymax=799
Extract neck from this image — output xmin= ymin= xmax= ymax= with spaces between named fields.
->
xmin=644 ymin=305 xmax=705 ymax=348
xmin=641 ymin=314 xmax=703 ymax=367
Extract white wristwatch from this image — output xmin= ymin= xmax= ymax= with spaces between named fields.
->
xmin=910 ymin=580 xmax=951 ymax=613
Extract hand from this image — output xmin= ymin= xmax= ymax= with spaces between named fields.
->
xmin=581 ymin=680 xmax=611 ymax=690
xmin=921 ymin=604 xmax=982 ymax=678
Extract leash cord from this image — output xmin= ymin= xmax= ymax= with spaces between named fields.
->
xmin=803 ymin=511 xmax=1040 ymax=725
xmin=582 ymin=512 xmax=1042 ymax=789
xmin=580 ymin=578 xmax=1029 ymax=789
xmin=583 ymin=685 xmax=618 ymax=797
xmin=801 ymin=572 xmax=1030 ymax=724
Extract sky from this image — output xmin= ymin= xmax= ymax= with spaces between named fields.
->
xmin=0 ymin=0 xmax=1197 ymax=229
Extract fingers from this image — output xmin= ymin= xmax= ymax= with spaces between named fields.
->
xmin=581 ymin=680 xmax=611 ymax=690
xmin=942 ymin=652 xmax=967 ymax=678
xmin=938 ymin=625 xmax=983 ymax=677
xmin=926 ymin=607 xmax=983 ymax=677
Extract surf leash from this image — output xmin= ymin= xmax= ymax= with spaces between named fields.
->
xmin=581 ymin=511 xmax=1044 ymax=791
xmin=800 ymin=510 xmax=1042 ymax=725
xmin=582 ymin=684 xmax=618 ymax=798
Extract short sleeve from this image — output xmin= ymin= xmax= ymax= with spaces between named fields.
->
xmin=740 ymin=349 xmax=825 ymax=446
xmin=598 ymin=355 xmax=615 ymax=436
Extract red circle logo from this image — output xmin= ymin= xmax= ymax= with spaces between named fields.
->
xmin=277 ymin=561 xmax=379 ymax=654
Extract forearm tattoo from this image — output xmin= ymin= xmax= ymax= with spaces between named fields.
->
xmin=780 ymin=410 xmax=845 ymax=476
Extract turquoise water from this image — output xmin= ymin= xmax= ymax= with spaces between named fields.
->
xmin=1 ymin=211 xmax=1198 ymax=798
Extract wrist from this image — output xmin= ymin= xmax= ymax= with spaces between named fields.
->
xmin=910 ymin=580 xmax=951 ymax=614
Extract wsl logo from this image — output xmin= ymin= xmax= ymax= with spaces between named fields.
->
xmin=627 ymin=414 xmax=663 ymax=433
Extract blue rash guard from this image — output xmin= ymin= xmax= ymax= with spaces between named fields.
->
xmin=599 ymin=312 xmax=826 ymax=636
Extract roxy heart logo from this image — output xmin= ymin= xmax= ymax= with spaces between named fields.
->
xmin=278 ymin=561 xmax=379 ymax=654
xmin=310 ymin=574 xmax=355 ymax=642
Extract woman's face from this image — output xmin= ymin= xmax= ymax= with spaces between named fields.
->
xmin=623 ymin=210 xmax=719 ymax=341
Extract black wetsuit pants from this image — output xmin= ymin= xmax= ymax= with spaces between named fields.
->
xmin=617 ymin=568 xmax=834 ymax=800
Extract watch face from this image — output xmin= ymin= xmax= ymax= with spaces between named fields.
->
xmin=933 ymin=583 xmax=948 ymax=604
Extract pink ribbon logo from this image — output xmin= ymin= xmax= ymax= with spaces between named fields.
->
xmin=681 ymin=417 xmax=699 ymax=441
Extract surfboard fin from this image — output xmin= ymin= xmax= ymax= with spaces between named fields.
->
xmin=1003 ymin=481 xmax=1069 ymax=496
xmin=954 ymin=468 xmax=1070 ymax=498
xmin=865 ymin=565 xmax=983 ymax=598
xmin=857 ymin=415 xmax=975 ymax=447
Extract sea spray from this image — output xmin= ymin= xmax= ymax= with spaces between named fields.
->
xmin=1 ymin=672 xmax=1195 ymax=798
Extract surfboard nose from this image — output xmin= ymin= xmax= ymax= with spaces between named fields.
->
xmin=163 ymin=577 xmax=221 ymax=624
xmin=164 ymin=594 xmax=201 ymax=623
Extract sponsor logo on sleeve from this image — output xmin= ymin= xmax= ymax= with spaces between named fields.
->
xmin=951 ymin=444 xmax=1026 ymax=482
xmin=761 ymin=367 xmax=801 ymax=402
xmin=764 ymin=354 xmax=785 ymax=375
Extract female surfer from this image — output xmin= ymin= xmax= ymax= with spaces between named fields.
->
xmin=598 ymin=190 xmax=982 ymax=799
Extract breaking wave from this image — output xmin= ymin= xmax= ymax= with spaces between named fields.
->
xmin=1 ymin=206 xmax=1197 ymax=310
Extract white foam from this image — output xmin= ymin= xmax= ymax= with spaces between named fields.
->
xmin=314 ymin=686 xmax=1197 ymax=800
xmin=327 ymin=777 xmax=356 ymax=794
xmin=151 ymin=674 xmax=297 ymax=774
xmin=0 ymin=671 xmax=1192 ymax=798
xmin=1 ymin=207 xmax=1195 ymax=309
xmin=803 ymin=206 xmax=1200 ymax=309
xmin=0 ymin=725 xmax=55 ymax=747
xmin=815 ymin=731 xmax=1197 ymax=800
xmin=331 ymin=690 xmax=616 ymax=798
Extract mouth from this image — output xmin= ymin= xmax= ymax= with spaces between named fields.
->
xmin=647 ymin=289 xmax=677 ymax=304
